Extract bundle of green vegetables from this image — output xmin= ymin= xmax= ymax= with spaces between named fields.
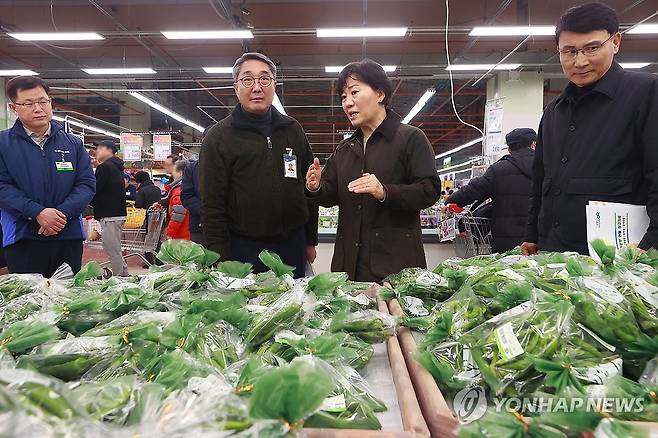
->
xmin=0 ymin=240 xmax=398 ymax=437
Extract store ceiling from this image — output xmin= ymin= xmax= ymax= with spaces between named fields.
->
xmin=1 ymin=0 xmax=656 ymax=159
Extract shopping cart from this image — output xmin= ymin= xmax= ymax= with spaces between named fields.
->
xmin=85 ymin=206 xmax=166 ymax=277
xmin=439 ymin=203 xmax=492 ymax=258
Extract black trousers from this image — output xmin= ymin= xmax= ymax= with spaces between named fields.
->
xmin=5 ymin=239 xmax=83 ymax=277
xmin=230 ymin=228 xmax=306 ymax=279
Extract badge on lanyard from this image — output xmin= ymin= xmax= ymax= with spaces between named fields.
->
xmin=55 ymin=161 xmax=74 ymax=172
xmin=283 ymin=148 xmax=297 ymax=179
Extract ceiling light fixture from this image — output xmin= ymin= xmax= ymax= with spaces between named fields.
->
xmin=626 ymin=23 xmax=658 ymax=34
xmin=446 ymin=64 xmax=521 ymax=71
xmin=469 ymin=26 xmax=555 ymax=36
xmin=128 ymin=91 xmax=204 ymax=133
xmin=401 ymin=89 xmax=436 ymax=124
xmin=435 ymin=137 xmax=484 ymax=159
xmin=0 ymin=69 xmax=38 ymax=76
xmin=161 ymin=30 xmax=254 ymax=39
xmin=53 ymin=115 xmax=120 ymax=138
xmin=325 ymin=65 xmax=397 ymax=73
xmin=202 ymin=67 xmax=234 ymax=74
xmin=82 ymin=68 xmax=156 ymax=75
xmin=619 ymin=62 xmax=651 ymax=69
xmin=8 ymin=32 xmax=104 ymax=41
xmin=317 ymin=27 xmax=408 ymax=38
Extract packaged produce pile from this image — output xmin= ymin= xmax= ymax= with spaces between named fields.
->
xmin=0 ymin=240 xmax=399 ymax=437
xmin=382 ymin=240 xmax=658 ymax=438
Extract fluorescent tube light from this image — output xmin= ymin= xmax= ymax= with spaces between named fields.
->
xmin=82 ymin=68 xmax=156 ymax=75
xmin=273 ymin=94 xmax=286 ymax=115
xmin=0 ymin=70 xmax=38 ymax=76
xmin=627 ymin=24 xmax=658 ymax=34
xmin=435 ymin=137 xmax=483 ymax=159
xmin=469 ymin=26 xmax=555 ymax=36
xmin=202 ymin=67 xmax=234 ymax=74
xmin=438 ymin=157 xmax=481 ymax=175
xmin=325 ymin=65 xmax=397 ymax=73
xmin=446 ymin=64 xmax=521 ymax=71
xmin=128 ymin=91 xmax=204 ymax=133
xmin=8 ymin=32 xmax=104 ymax=41
xmin=52 ymin=115 xmax=120 ymax=138
xmin=619 ymin=62 xmax=650 ymax=69
xmin=317 ymin=27 xmax=408 ymax=38
xmin=161 ymin=30 xmax=253 ymax=39
xmin=401 ymin=89 xmax=436 ymax=124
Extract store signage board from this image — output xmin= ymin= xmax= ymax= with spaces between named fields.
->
xmin=153 ymin=134 xmax=172 ymax=161
xmin=484 ymin=100 xmax=505 ymax=163
xmin=121 ymin=133 xmax=143 ymax=162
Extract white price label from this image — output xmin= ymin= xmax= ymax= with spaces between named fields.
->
xmin=623 ymin=271 xmax=658 ymax=308
xmin=488 ymin=301 xmax=533 ymax=324
xmin=416 ymin=271 xmax=448 ymax=288
xmin=495 ymin=322 xmax=524 ymax=361
xmin=498 ymin=269 xmax=525 ymax=281
xmin=581 ymin=277 xmax=624 ymax=305
xmin=575 ymin=358 xmax=622 ymax=385
xmin=403 ymin=296 xmax=430 ymax=317
xmin=321 ymin=394 xmax=347 ymax=412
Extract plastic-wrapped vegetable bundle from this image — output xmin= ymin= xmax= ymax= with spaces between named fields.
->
xmin=407 ymin=287 xmax=488 ymax=336
xmin=307 ymin=272 xmax=349 ymax=297
xmin=83 ymin=310 xmax=176 ymax=344
xmin=585 ymin=375 xmax=658 ymax=422
xmin=565 ymin=275 xmax=642 ymax=349
xmin=465 ymin=265 xmax=536 ymax=299
xmin=459 ymin=299 xmax=575 ymax=397
xmin=414 ymin=338 xmax=481 ymax=394
xmin=244 ymin=287 xmax=307 ymax=348
xmin=0 ymin=273 xmax=44 ymax=302
xmin=258 ymin=249 xmax=295 ymax=278
xmin=157 ymin=239 xmax=220 ymax=268
xmin=304 ymin=359 xmax=385 ymax=430
xmin=143 ymin=349 xmax=215 ymax=392
xmin=267 ymin=331 xmax=373 ymax=371
xmin=194 ymin=320 xmax=244 ymax=370
xmin=594 ymin=418 xmax=649 ymax=438
xmin=70 ymin=375 xmax=138 ymax=423
xmin=458 ymin=409 xmax=567 ymax=438
xmin=248 ymin=356 xmax=333 ymax=431
xmin=184 ymin=292 xmax=252 ymax=331
xmin=16 ymin=336 xmax=121 ymax=381
xmin=382 ymin=267 xmax=464 ymax=302
xmin=0 ymin=320 xmax=60 ymax=355
xmin=0 ymin=368 xmax=86 ymax=420
xmin=55 ymin=291 xmax=116 ymax=336
xmin=329 ymin=310 xmax=398 ymax=343
xmin=103 ymin=282 xmax=161 ymax=316
xmin=159 ymin=313 xmax=204 ymax=351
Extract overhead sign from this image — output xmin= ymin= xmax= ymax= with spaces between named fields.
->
xmin=153 ymin=134 xmax=172 ymax=161
xmin=121 ymin=133 xmax=143 ymax=162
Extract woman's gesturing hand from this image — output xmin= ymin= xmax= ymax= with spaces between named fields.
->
xmin=348 ymin=173 xmax=385 ymax=201
xmin=306 ymin=158 xmax=322 ymax=191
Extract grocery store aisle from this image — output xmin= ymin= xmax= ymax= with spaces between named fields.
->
xmin=311 ymin=242 xmax=454 ymax=274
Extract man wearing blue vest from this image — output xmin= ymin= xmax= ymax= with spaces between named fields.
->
xmin=0 ymin=76 xmax=95 ymax=276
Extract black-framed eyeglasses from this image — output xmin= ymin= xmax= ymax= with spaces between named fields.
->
xmin=12 ymin=98 xmax=52 ymax=110
xmin=236 ymin=76 xmax=274 ymax=88
xmin=558 ymin=33 xmax=615 ymax=60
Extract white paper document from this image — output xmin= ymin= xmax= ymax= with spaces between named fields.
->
xmin=586 ymin=201 xmax=649 ymax=257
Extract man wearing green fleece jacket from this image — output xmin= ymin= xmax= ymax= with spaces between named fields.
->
xmin=200 ymin=53 xmax=318 ymax=278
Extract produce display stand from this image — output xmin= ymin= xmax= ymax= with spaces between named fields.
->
xmin=305 ymin=289 xmax=430 ymax=437
xmin=388 ymin=298 xmax=459 ymax=438
xmin=389 ymin=298 xmax=658 ymax=438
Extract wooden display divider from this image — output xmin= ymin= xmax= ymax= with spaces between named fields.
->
xmin=388 ymin=298 xmax=459 ymax=438
xmin=388 ymin=298 xmax=658 ymax=437
xmin=305 ymin=286 xmax=430 ymax=437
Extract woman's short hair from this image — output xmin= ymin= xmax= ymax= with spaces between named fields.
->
xmin=336 ymin=59 xmax=393 ymax=108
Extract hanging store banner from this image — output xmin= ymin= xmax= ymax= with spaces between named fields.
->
xmin=153 ymin=134 xmax=172 ymax=161
xmin=121 ymin=133 xmax=143 ymax=162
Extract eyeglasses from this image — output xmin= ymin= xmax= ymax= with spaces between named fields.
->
xmin=236 ymin=76 xmax=274 ymax=88
xmin=12 ymin=98 xmax=52 ymax=110
xmin=558 ymin=33 xmax=615 ymax=60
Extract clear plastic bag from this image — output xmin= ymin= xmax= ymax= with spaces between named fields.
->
xmin=329 ymin=310 xmax=398 ymax=343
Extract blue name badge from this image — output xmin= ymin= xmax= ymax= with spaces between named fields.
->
xmin=284 ymin=148 xmax=297 ymax=179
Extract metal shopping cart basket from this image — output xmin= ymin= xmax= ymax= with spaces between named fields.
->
xmin=84 ymin=206 xmax=166 ymax=277
xmin=439 ymin=203 xmax=492 ymax=258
